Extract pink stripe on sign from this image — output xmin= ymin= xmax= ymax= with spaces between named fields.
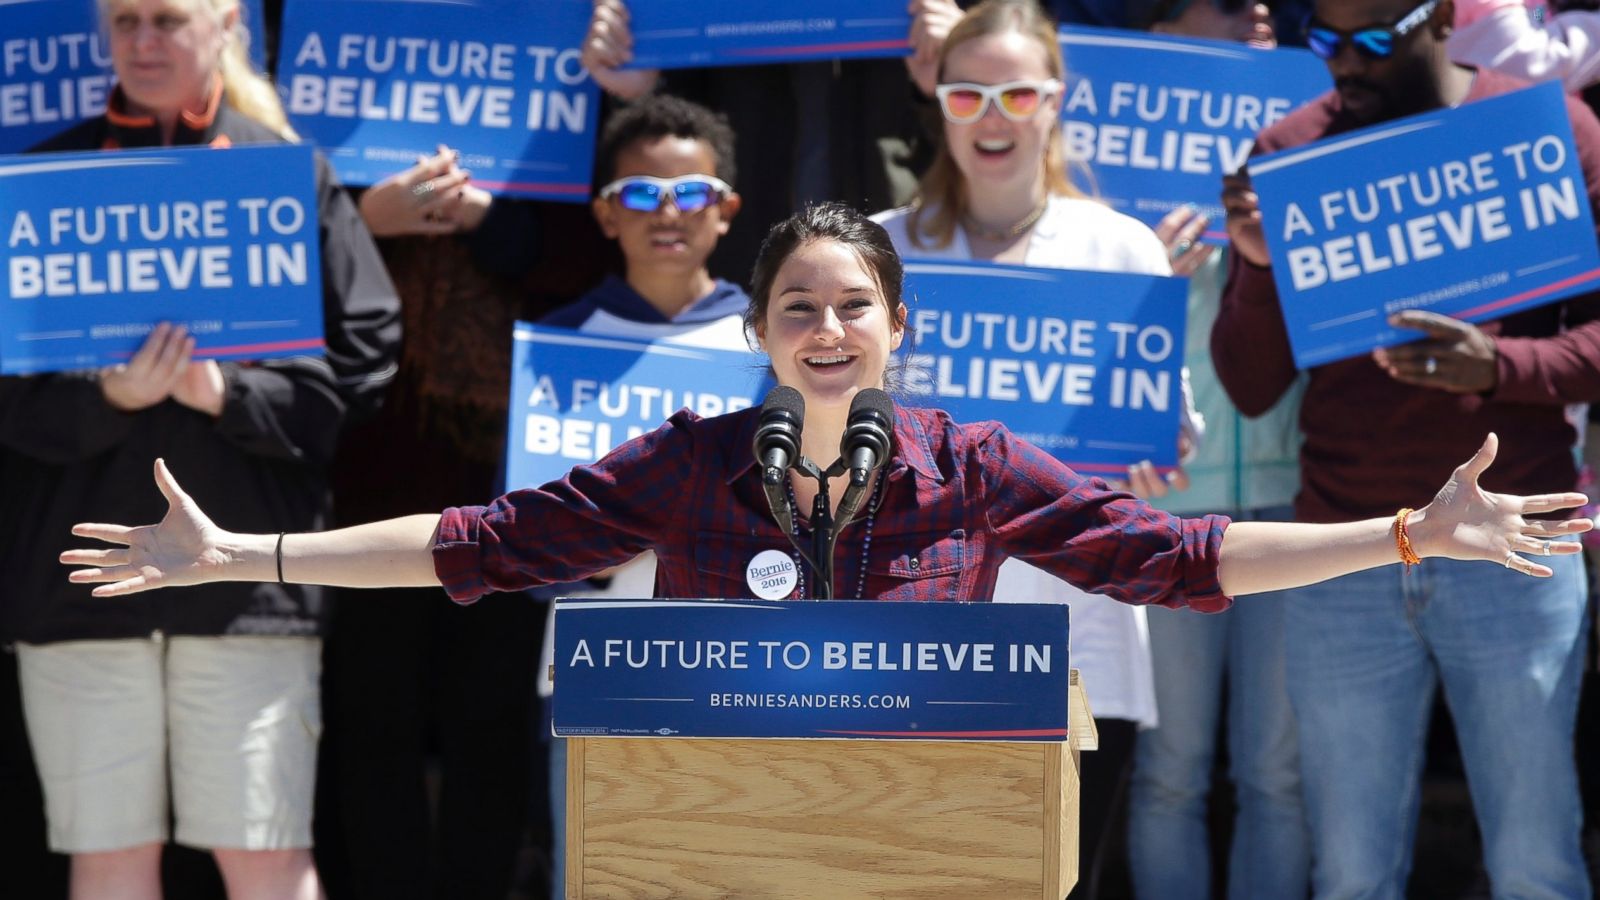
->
xmin=474 ymin=180 xmax=590 ymax=196
xmin=195 ymin=337 xmax=326 ymax=356
xmin=816 ymin=728 xmax=1069 ymax=738
xmin=726 ymin=38 xmax=910 ymax=57
xmin=1454 ymin=267 xmax=1600 ymax=320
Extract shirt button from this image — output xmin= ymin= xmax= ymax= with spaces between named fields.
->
xmin=909 ymin=557 xmax=920 ymax=571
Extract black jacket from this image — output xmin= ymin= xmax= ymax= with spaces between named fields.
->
xmin=1 ymin=91 xmax=401 ymax=644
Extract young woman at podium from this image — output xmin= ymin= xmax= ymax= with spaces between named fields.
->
xmin=62 ymin=205 xmax=1589 ymax=610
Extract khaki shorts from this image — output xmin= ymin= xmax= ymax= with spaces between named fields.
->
xmin=16 ymin=635 xmax=321 ymax=853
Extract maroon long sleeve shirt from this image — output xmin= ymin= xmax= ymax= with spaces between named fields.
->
xmin=1214 ymin=72 xmax=1600 ymax=523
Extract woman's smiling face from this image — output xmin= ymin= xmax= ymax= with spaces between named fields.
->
xmin=939 ymin=29 xmax=1062 ymax=198
xmin=757 ymin=238 xmax=905 ymax=415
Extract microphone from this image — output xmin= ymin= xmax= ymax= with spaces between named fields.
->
xmin=753 ymin=386 xmax=805 ymax=534
xmin=835 ymin=388 xmax=894 ymax=526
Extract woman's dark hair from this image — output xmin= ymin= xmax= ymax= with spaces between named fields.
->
xmin=744 ymin=203 xmax=906 ymax=341
xmin=593 ymin=94 xmax=738 ymax=188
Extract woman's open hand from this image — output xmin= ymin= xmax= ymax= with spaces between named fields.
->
xmin=61 ymin=459 xmax=239 ymax=596
xmin=1414 ymin=434 xmax=1591 ymax=576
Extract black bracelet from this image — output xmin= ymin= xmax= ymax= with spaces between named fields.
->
xmin=275 ymin=531 xmax=287 ymax=584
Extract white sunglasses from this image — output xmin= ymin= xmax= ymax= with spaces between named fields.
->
xmin=934 ymin=79 xmax=1064 ymax=124
xmin=596 ymin=173 xmax=733 ymax=212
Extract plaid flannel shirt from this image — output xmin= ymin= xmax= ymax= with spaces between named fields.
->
xmin=434 ymin=406 xmax=1232 ymax=611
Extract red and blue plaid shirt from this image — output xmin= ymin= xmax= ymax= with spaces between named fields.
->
xmin=434 ymin=406 xmax=1232 ymax=611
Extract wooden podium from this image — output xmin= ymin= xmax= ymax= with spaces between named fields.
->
xmin=565 ymin=670 xmax=1098 ymax=899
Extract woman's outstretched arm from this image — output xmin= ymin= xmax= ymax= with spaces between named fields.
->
xmin=63 ymin=459 xmax=442 ymax=596
xmin=1216 ymin=434 xmax=1590 ymax=597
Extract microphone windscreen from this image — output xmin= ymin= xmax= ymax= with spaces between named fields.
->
xmin=762 ymin=385 xmax=806 ymax=420
xmin=849 ymin=388 xmax=894 ymax=423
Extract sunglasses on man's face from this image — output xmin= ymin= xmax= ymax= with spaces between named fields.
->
xmin=934 ymin=80 xmax=1063 ymax=124
xmin=597 ymin=174 xmax=732 ymax=213
xmin=1304 ymin=0 xmax=1440 ymax=61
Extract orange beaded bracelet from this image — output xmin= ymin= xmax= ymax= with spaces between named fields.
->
xmin=1394 ymin=508 xmax=1422 ymax=567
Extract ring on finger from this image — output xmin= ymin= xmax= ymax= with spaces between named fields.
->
xmin=1424 ymin=357 xmax=1438 ymax=375
xmin=1504 ymin=551 xmax=1517 ymax=569
xmin=411 ymin=180 xmax=436 ymax=201
xmin=1170 ymin=238 xmax=1194 ymax=260
xmin=1542 ymin=539 xmax=1552 ymax=556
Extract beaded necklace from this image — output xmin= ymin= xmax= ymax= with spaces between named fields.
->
xmin=960 ymin=197 xmax=1048 ymax=243
xmin=784 ymin=471 xmax=887 ymax=600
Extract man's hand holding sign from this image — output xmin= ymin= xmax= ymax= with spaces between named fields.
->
xmin=1373 ymin=310 xmax=1499 ymax=394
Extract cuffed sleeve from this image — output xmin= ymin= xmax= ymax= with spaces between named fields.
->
xmin=1177 ymin=515 xmax=1231 ymax=613
xmin=433 ymin=505 xmax=492 ymax=604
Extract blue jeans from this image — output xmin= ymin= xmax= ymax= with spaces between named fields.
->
xmin=1128 ymin=586 xmax=1309 ymax=899
xmin=1286 ymin=553 xmax=1589 ymax=900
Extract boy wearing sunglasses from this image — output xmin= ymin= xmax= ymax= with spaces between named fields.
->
xmin=534 ymin=92 xmax=748 ymax=898
xmin=1214 ymin=0 xmax=1600 ymax=896
xmin=576 ymin=102 xmax=745 ymax=327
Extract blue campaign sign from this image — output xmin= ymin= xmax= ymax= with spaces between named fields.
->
xmin=506 ymin=323 xmax=765 ymax=490
xmin=1 ymin=0 xmax=113 ymax=153
xmin=900 ymin=260 xmax=1187 ymax=474
xmin=0 ymin=143 xmax=325 ymax=374
xmin=1058 ymin=26 xmax=1329 ymax=242
xmin=624 ymin=0 xmax=910 ymax=69
xmin=1250 ymin=81 xmax=1600 ymax=368
xmin=1 ymin=0 xmax=269 ymax=154
xmin=277 ymin=0 xmax=598 ymax=201
xmin=552 ymin=598 xmax=1071 ymax=741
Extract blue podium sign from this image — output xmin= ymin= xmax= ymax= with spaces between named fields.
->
xmin=0 ymin=143 xmax=324 ymax=374
xmin=623 ymin=0 xmax=910 ymax=69
xmin=1251 ymin=81 xmax=1600 ymax=368
xmin=276 ymin=0 xmax=598 ymax=201
xmin=2 ymin=0 xmax=267 ymax=154
xmin=900 ymin=261 xmax=1187 ymax=474
xmin=552 ymin=598 xmax=1071 ymax=741
xmin=506 ymin=323 xmax=764 ymax=490
xmin=1057 ymin=26 xmax=1329 ymax=241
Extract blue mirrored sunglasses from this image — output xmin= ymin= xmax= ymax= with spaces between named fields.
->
xmin=597 ymin=174 xmax=733 ymax=213
xmin=1304 ymin=0 xmax=1439 ymax=60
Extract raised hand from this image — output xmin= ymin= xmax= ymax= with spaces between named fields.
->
xmin=1154 ymin=204 xmax=1218 ymax=276
xmin=358 ymin=145 xmax=476 ymax=237
xmin=101 ymin=322 xmax=193 ymax=412
xmin=1221 ymin=168 xmax=1269 ymax=268
xmin=61 ymin=459 xmax=238 ymax=596
xmin=1415 ymin=433 xmax=1590 ymax=576
xmin=582 ymin=0 xmax=659 ymax=100
xmin=905 ymin=0 xmax=964 ymax=97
